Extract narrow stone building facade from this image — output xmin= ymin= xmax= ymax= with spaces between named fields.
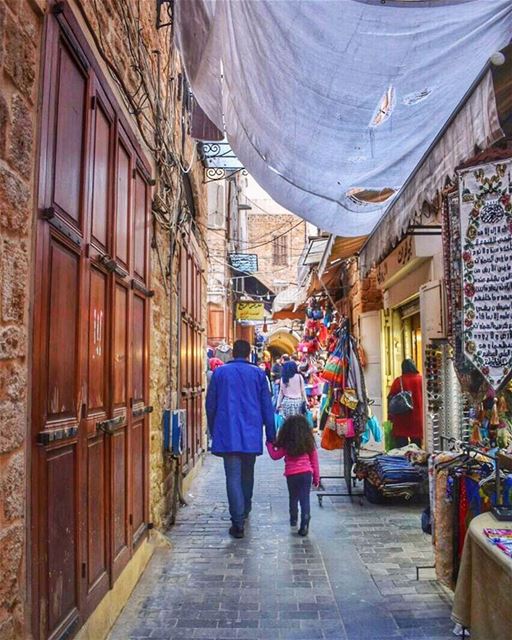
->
xmin=0 ymin=1 xmax=207 ymax=638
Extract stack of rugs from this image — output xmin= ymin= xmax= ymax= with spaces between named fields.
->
xmin=356 ymin=452 xmax=427 ymax=500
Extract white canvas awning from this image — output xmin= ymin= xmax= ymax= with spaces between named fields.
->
xmin=360 ymin=69 xmax=504 ymax=274
xmin=175 ymin=0 xmax=512 ymax=238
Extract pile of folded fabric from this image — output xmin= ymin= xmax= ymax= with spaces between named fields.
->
xmin=358 ymin=454 xmax=427 ymax=500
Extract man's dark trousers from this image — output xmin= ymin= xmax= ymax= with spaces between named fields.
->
xmin=222 ymin=454 xmax=256 ymax=528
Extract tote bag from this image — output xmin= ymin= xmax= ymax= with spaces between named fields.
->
xmin=388 ymin=377 xmax=413 ymax=415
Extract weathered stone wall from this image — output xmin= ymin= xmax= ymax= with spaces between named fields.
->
xmin=0 ymin=0 xmax=43 ymax=636
xmin=246 ymin=213 xmax=307 ymax=292
xmin=0 ymin=0 xmax=208 ymax=635
xmin=342 ymin=259 xmax=383 ymax=339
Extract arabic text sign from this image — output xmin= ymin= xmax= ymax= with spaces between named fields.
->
xmin=236 ymin=302 xmax=265 ymax=321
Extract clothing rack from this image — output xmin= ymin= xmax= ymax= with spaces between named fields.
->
xmin=438 ymin=435 xmax=502 ymax=508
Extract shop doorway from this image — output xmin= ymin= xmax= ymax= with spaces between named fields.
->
xmin=402 ymin=311 xmax=423 ymax=373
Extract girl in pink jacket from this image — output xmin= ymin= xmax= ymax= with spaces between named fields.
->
xmin=266 ymin=415 xmax=320 ymax=536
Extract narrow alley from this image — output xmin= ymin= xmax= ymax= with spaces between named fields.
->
xmin=109 ymin=448 xmax=453 ymax=640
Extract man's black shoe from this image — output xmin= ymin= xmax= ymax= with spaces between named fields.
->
xmin=229 ymin=525 xmax=245 ymax=539
xmin=298 ymin=516 xmax=310 ymax=537
xmin=290 ymin=518 xmax=297 ymax=527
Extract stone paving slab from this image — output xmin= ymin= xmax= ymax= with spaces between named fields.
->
xmin=109 ymin=445 xmax=453 ymax=640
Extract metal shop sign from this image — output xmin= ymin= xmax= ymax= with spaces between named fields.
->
xmin=236 ymin=302 xmax=265 ymax=321
xmin=458 ymin=159 xmax=512 ymax=390
xmin=229 ymin=253 xmax=258 ymax=273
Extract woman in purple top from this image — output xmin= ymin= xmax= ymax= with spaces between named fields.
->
xmin=277 ymin=361 xmax=307 ymax=418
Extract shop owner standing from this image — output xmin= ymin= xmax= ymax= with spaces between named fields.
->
xmin=388 ymin=358 xmax=424 ymax=447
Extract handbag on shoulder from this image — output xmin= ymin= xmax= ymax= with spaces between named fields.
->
xmin=388 ymin=376 xmax=413 ymax=415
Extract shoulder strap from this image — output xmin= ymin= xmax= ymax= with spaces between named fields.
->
xmin=399 ymin=376 xmax=404 ymax=392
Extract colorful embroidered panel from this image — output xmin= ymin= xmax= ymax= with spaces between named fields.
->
xmin=458 ymin=160 xmax=512 ymax=390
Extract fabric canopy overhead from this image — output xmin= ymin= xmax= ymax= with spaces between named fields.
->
xmin=175 ymin=0 xmax=512 ymax=237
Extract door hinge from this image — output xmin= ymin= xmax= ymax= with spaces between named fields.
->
xmin=129 ymin=514 xmax=133 ymax=526
xmin=91 ymin=95 xmax=97 ymax=110
xmin=81 ymin=403 xmax=87 ymax=419
xmin=81 ymin=562 xmax=86 ymax=579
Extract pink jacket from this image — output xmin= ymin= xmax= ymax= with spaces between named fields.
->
xmin=266 ymin=442 xmax=320 ymax=485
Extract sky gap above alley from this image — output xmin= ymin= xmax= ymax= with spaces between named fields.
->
xmin=175 ymin=0 xmax=512 ymax=239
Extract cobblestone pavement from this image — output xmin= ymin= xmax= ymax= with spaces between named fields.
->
xmin=109 ymin=446 xmax=454 ymax=640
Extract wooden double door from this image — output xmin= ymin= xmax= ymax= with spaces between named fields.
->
xmin=179 ymin=241 xmax=205 ymax=470
xmin=31 ymin=7 xmax=152 ymax=639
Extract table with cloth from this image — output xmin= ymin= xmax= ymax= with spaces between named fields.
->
xmin=452 ymin=513 xmax=512 ymax=640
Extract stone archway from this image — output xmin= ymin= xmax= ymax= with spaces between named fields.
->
xmin=266 ymin=328 xmax=300 ymax=359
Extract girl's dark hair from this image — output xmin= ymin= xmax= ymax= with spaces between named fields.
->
xmin=282 ymin=360 xmax=298 ymax=386
xmin=276 ymin=415 xmax=315 ymax=457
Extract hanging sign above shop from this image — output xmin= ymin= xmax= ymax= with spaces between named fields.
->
xmin=229 ymin=253 xmax=258 ymax=273
xmin=236 ymin=302 xmax=265 ymax=321
xmin=458 ymin=159 xmax=512 ymax=390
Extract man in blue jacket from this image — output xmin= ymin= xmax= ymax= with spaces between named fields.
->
xmin=206 ymin=339 xmax=276 ymax=538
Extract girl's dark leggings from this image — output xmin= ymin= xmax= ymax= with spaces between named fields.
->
xmin=287 ymin=472 xmax=312 ymax=524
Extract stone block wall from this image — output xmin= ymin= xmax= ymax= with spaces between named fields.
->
xmin=246 ymin=212 xmax=307 ymax=292
xmin=0 ymin=0 xmax=43 ymax=636
xmin=344 ymin=259 xmax=383 ymax=339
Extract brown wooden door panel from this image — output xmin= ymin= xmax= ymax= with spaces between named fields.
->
xmin=46 ymin=237 xmax=80 ymax=422
xmin=89 ymin=103 xmax=111 ymax=249
xmin=86 ymin=436 xmax=108 ymax=590
xmin=131 ymin=420 xmax=145 ymax=540
xmin=133 ymin=172 xmax=147 ymax=282
xmin=113 ymin=283 xmax=128 ymax=409
xmin=87 ymin=267 xmax=108 ymax=413
xmin=46 ymin=444 xmax=79 ymax=634
xmin=132 ymin=294 xmax=145 ymax=404
xmin=115 ymin=139 xmax=131 ymax=269
xmin=110 ymin=429 xmax=129 ymax=562
xmin=52 ymin=38 xmax=87 ymax=228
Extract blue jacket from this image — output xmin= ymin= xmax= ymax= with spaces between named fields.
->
xmin=206 ymin=359 xmax=276 ymax=455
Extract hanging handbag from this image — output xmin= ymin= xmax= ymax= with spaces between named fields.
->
xmin=305 ymin=409 xmax=314 ymax=429
xmin=321 ymin=425 xmax=344 ymax=450
xmin=325 ymin=413 xmax=338 ymax=431
xmin=388 ymin=377 xmax=413 ymax=415
xmin=335 ymin=417 xmax=355 ymax=438
xmin=340 ymin=387 xmax=358 ymax=410
xmin=274 ymin=412 xmax=285 ymax=432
